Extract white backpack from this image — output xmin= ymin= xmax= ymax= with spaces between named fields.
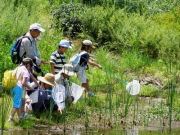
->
xmin=69 ymin=51 xmax=87 ymax=72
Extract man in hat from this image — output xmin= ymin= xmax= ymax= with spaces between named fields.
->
xmin=50 ymin=39 xmax=72 ymax=75
xmin=19 ymin=23 xmax=48 ymax=66
xmin=77 ymin=40 xmax=102 ymax=97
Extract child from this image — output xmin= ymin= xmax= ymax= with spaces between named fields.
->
xmin=77 ymin=40 xmax=102 ymax=97
xmin=50 ymin=39 xmax=72 ymax=75
xmin=37 ymin=64 xmax=75 ymax=114
xmin=8 ymin=58 xmax=41 ymax=122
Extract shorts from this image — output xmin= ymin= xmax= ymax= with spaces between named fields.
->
xmin=11 ymin=85 xmax=22 ymax=109
xmin=77 ymin=67 xmax=87 ymax=83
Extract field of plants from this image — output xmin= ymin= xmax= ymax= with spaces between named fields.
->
xmin=1 ymin=0 xmax=180 ymax=134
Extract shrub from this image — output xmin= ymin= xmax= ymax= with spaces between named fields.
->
xmin=51 ymin=4 xmax=85 ymax=38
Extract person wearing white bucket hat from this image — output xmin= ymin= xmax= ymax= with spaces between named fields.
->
xmin=53 ymin=64 xmax=75 ymax=114
xmin=50 ymin=39 xmax=73 ymax=75
xmin=33 ymin=64 xmax=75 ymax=114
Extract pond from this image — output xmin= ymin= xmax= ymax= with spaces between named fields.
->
xmin=1 ymin=84 xmax=180 ymax=135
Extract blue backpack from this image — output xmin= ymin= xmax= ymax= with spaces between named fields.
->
xmin=10 ymin=35 xmax=31 ymax=64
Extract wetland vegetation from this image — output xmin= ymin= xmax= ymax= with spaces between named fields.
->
xmin=1 ymin=0 xmax=180 ymax=134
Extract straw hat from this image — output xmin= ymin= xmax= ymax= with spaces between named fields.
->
xmin=37 ymin=73 xmax=56 ymax=86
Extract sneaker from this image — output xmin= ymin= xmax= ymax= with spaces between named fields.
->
xmin=87 ymin=92 xmax=96 ymax=97
xmin=21 ymin=111 xmax=25 ymax=117
xmin=8 ymin=117 xmax=14 ymax=123
xmin=24 ymin=113 xmax=33 ymax=118
xmin=18 ymin=116 xmax=24 ymax=121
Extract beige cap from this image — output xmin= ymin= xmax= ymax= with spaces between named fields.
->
xmin=82 ymin=40 xmax=96 ymax=48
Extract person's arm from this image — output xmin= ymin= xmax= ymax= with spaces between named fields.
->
xmin=50 ymin=53 xmax=57 ymax=75
xmin=30 ymin=73 xmax=43 ymax=90
xmin=35 ymin=56 xmax=49 ymax=66
xmin=88 ymin=59 xmax=102 ymax=69
xmin=52 ymin=85 xmax=65 ymax=114
xmin=20 ymin=38 xmax=32 ymax=58
xmin=50 ymin=62 xmax=55 ymax=75
xmin=22 ymin=77 xmax=34 ymax=90
xmin=58 ymin=107 xmax=62 ymax=114
xmin=21 ymin=38 xmax=48 ymax=65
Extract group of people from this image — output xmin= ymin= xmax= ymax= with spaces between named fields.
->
xmin=8 ymin=23 xmax=102 ymax=122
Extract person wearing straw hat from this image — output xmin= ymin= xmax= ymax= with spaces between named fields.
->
xmin=35 ymin=65 xmax=75 ymax=114
xmin=8 ymin=57 xmax=41 ymax=122
xmin=77 ymin=40 xmax=102 ymax=97
xmin=30 ymin=73 xmax=56 ymax=113
xmin=50 ymin=39 xmax=72 ymax=75
xmin=53 ymin=64 xmax=75 ymax=114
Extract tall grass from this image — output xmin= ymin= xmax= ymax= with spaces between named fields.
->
xmin=1 ymin=0 xmax=180 ymax=134
xmin=165 ymin=61 xmax=178 ymax=131
xmin=0 ymin=90 xmax=12 ymax=134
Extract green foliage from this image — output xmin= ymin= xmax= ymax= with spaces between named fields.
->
xmin=51 ymin=4 xmax=85 ymax=38
xmin=120 ymin=50 xmax=150 ymax=72
xmin=1 ymin=0 xmax=180 ymax=132
xmin=18 ymin=117 xmax=36 ymax=128
xmin=49 ymin=2 xmax=180 ymax=62
xmin=140 ymin=85 xmax=161 ymax=97
xmin=0 ymin=94 xmax=12 ymax=132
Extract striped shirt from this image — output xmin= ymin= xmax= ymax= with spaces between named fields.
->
xmin=50 ymin=51 xmax=66 ymax=74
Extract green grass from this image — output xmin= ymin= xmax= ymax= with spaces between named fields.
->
xmin=0 ymin=0 xmax=180 ymax=133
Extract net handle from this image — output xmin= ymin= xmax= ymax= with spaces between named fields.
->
xmin=102 ymin=68 xmax=127 ymax=85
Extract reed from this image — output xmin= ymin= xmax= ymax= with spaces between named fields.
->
xmin=164 ymin=60 xmax=179 ymax=131
xmin=0 ymin=90 xmax=12 ymax=135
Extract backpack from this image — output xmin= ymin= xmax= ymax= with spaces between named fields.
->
xmin=2 ymin=68 xmax=18 ymax=89
xmin=10 ymin=35 xmax=31 ymax=64
xmin=69 ymin=51 xmax=87 ymax=72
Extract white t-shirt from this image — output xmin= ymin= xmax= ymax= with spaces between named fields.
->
xmin=16 ymin=65 xmax=30 ymax=89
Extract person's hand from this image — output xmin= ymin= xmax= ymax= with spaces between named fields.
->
xmin=41 ymin=60 xmax=49 ymax=64
xmin=30 ymin=87 xmax=34 ymax=91
xmin=98 ymin=64 xmax=102 ymax=69
xmin=38 ymin=85 xmax=43 ymax=90
xmin=26 ymin=98 xmax=31 ymax=105
xmin=58 ymin=107 xmax=62 ymax=114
